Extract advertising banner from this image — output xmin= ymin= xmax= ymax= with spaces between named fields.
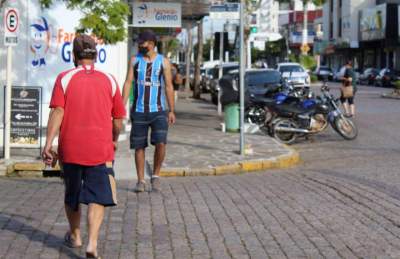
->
xmin=360 ymin=4 xmax=386 ymax=41
xmin=132 ymin=2 xmax=182 ymax=28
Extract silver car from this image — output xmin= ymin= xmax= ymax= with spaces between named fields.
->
xmin=276 ymin=62 xmax=310 ymax=87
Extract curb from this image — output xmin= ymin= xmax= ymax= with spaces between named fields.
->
xmin=159 ymin=149 xmax=300 ymax=177
xmin=381 ymin=93 xmax=400 ymax=100
xmin=3 ymin=149 xmax=300 ymax=178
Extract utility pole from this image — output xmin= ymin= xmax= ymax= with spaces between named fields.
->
xmin=301 ymin=2 xmax=309 ymax=55
xmin=217 ymin=26 xmax=225 ymax=116
xmin=239 ymin=0 xmax=245 ymax=155
xmin=210 ymin=20 xmax=214 ymax=62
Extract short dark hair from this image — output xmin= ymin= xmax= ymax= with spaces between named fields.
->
xmin=73 ymin=34 xmax=97 ymax=60
xmin=346 ymin=60 xmax=353 ymax=66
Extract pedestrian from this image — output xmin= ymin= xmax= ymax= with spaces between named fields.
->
xmin=341 ymin=60 xmax=357 ymax=117
xmin=122 ymin=30 xmax=176 ymax=192
xmin=42 ymin=34 xmax=126 ymax=259
xmin=171 ymin=63 xmax=183 ymax=102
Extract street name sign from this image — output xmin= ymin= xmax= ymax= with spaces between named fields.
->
xmin=210 ymin=3 xmax=239 ymax=20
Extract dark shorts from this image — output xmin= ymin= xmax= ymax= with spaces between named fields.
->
xmin=62 ymin=163 xmax=117 ymax=211
xmin=130 ymin=111 xmax=169 ymax=149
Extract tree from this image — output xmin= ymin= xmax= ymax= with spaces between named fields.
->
xmin=193 ymin=20 xmax=203 ymax=99
xmin=1 ymin=0 xmax=130 ymax=44
xmin=163 ymin=38 xmax=180 ymax=60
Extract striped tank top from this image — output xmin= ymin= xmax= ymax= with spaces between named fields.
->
xmin=132 ymin=54 xmax=166 ymax=113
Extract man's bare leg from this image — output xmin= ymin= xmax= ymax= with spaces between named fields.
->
xmin=135 ymin=149 xmax=145 ymax=182
xmin=86 ymin=203 xmax=105 ymax=256
xmin=153 ymin=143 xmax=166 ymax=177
xmin=65 ymin=204 xmax=82 ymax=246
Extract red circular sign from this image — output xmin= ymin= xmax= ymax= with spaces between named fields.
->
xmin=6 ymin=9 xmax=18 ymax=33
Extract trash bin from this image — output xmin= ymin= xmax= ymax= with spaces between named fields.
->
xmin=224 ymin=103 xmax=239 ymax=132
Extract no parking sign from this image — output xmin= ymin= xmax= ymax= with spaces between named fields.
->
xmin=3 ymin=7 xmax=20 ymax=46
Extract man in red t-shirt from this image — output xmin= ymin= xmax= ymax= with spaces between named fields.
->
xmin=42 ymin=34 xmax=126 ymax=258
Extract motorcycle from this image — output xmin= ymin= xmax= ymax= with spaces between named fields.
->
xmin=270 ymin=81 xmax=358 ymax=144
xmin=245 ymin=78 xmax=312 ymax=132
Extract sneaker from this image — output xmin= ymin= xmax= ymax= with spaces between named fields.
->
xmin=151 ymin=177 xmax=161 ymax=192
xmin=134 ymin=181 xmax=146 ymax=193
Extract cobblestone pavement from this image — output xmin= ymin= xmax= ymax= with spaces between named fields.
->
xmin=1 ymin=84 xmax=400 ymax=258
xmin=2 ymin=170 xmax=400 ymax=259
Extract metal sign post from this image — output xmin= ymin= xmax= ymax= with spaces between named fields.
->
xmin=4 ymin=47 xmax=12 ymax=159
xmin=239 ymin=0 xmax=245 ymax=156
xmin=3 ymin=7 xmax=20 ymax=159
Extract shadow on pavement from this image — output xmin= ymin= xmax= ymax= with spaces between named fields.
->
xmin=0 ymin=212 xmax=82 ymax=258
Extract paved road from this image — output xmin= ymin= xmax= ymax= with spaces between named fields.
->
xmin=1 ymin=83 xmax=400 ymax=258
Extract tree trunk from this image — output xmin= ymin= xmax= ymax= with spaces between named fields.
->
xmin=193 ymin=20 xmax=203 ymax=99
xmin=185 ymin=23 xmax=193 ymax=91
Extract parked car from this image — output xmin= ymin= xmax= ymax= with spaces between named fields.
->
xmin=313 ymin=66 xmax=334 ymax=81
xmin=333 ymin=66 xmax=346 ymax=82
xmin=333 ymin=65 xmax=360 ymax=83
xmin=216 ymin=69 xmax=283 ymax=106
xmin=358 ymin=68 xmax=380 ymax=85
xmin=179 ymin=65 xmax=195 ymax=90
xmin=209 ymin=63 xmax=239 ymax=104
xmin=276 ymin=62 xmax=310 ymax=87
xmin=374 ymin=68 xmax=400 ymax=88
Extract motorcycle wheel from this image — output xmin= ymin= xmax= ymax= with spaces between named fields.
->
xmin=334 ymin=116 xmax=358 ymax=140
xmin=272 ymin=119 xmax=298 ymax=145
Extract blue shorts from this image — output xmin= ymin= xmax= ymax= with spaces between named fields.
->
xmin=130 ymin=111 xmax=169 ymax=149
xmin=62 ymin=163 xmax=117 ymax=211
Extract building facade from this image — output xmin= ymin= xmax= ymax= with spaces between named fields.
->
xmin=322 ymin=0 xmax=400 ymax=70
xmin=278 ymin=1 xmax=322 ymax=55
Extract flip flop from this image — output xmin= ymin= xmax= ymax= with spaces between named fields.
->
xmin=86 ymin=252 xmax=101 ymax=259
xmin=64 ymin=232 xmax=82 ymax=248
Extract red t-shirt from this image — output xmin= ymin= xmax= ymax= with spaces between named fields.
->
xmin=50 ymin=64 xmax=126 ymax=166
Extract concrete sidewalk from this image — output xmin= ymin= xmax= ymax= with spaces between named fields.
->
xmin=2 ymin=93 xmax=299 ymax=179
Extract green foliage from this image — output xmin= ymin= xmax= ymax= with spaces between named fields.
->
xmin=310 ymin=74 xmax=318 ymax=83
xmin=394 ymin=80 xmax=400 ymax=90
xmin=288 ymin=53 xmax=298 ymax=63
xmin=299 ymin=55 xmax=316 ymax=70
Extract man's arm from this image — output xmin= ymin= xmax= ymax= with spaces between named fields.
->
xmin=42 ymin=107 xmax=64 ymax=166
xmin=112 ymin=118 xmax=123 ymax=150
xmin=163 ymin=58 xmax=176 ymax=124
xmin=122 ymin=56 xmax=135 ymax=106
